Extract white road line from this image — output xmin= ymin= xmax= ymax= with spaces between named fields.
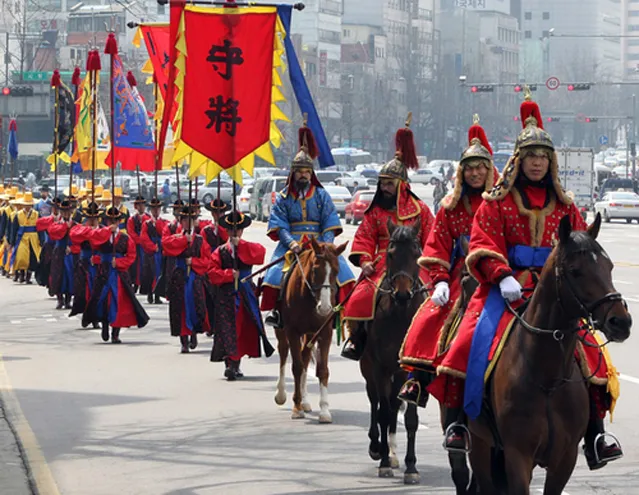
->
xmin=25 ymin=318 xmax=36 ymax=321
xmin=613 ymin=279 xmax=633 ymax=285
xmin=41 ymin=314 xmax=52 ymax=318
xmin=624 ymin=297 xmax=639 ymax=303
xmin=45 ymin=319 xmax=57 ymax=322
xmin=9 ymin=321 xmax=21 ymax=325
xmin=619 ymin=373 xmax=639 ymax=385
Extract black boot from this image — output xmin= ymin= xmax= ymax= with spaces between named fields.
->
xmin=101 ymin=323 xmax=110 ymax=342
xmin=56 ymin=295 xmax=64 ymax=310
xmin=583 ymin=416 xmax=623 ymax=470
xmin=443 ymin=408 xmax=471 ymax=453
xmin=25 ymin=271 xmax=32 ymax=284
xmin=340 ymin=324 xmax=366 ymax=361
xmin=265 ymin=309 xmax=281 ymax=328
xmin=17 ymin=270 xmax=24 ymax=283
xmin=154 ymin=294 xmax=162 ymax=304
xmin=189 ymin=333 xmax=198 ymax=350
xmin=224 ymin=359 xmax=238 ymax=381
xmin=180 ymin=336 xmax=190 ymax=354
xmin=111 ymin=327 xmax=122 ymax=344
xmin=133 ymin=284 xmax=139 ymax=294
xmin=64 ymin=294 xmax=72 ymax=310
xmin=147 ymin=293 xmax=154 ymax=304
xmin=234 ymin=359 xmax=244 ymax=379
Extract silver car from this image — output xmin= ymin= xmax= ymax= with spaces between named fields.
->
xmin=324 ymin=185 xmax=352 ymax=217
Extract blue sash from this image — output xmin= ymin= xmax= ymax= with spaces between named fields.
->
xmin=176 ymin=259 xmax=198 ymax=331
xmin=62 ymin=253 xmax=75 ymax=294
xmin=463 ymin=244 xmax=552 ymax=420
xmin=238 ymin=267 xmax=262 ymax=330
xmin=11 ymin=225 xmax=37 ymax=266
xmin=152 ymin=237 xmax=162 ymax=284
xmin=449 ymin=235 xmax=470 ymax=268
xmin=97 ymin=253 xmax=122 ymax=324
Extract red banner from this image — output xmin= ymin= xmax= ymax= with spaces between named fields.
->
xmin=180 ymin=9 xmax=276 ymax=169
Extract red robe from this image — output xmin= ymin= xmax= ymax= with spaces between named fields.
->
xmin=69 ymin=224 xmax=96 ymax=316
xmin=201 ymin=223 xmax=229 ymax=253
xmin=430 ymin=186 xmax=609 ymax=407
xmin=400 ymin=193 xmax=482 ymax=370
xmin=343 ymin=187 xmax=434 ymax=321
xmin=140 ymin=217 xmax=169 ymax=255
xmin=162 ymin=233 xmax=212 ymax=336
xmin=208 ymin=240 xmax=266 ymax=361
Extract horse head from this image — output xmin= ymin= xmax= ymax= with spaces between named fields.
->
xmin=308 ymin=237 xmax=348 ymax=317
xmin=385 ymin=218 xmax=422 ymax=304
xmin=553 ymin=213 xmax=631 ymax=342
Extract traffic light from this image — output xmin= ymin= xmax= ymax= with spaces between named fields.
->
xmin=2 ymin=86 xmax=34 ymax=96
xmin=470 ymin=85 xmax=494 ymax=93
xmin=513 ymin=116 xmax=520 ymax=122
xmin=567 ymin=83 xmax=591 ymax=91
xmin=585 ymin=117 xmax=598 ymax=123
xmin=1 ymin=87 xmax=9 ymax=96
xmin=514 ymin=85 xmax=537 ymax=92
xmin=546 ymin=117 xmax=560 ymax=122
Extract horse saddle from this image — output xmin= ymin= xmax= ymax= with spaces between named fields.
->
xmin=277 ymin=255 xmax=299 ymax=303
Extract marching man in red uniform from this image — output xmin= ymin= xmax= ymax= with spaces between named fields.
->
xmin=47 ymin=200 xmax=79 ymax=310
xmin=201 ymin=199 xmax=229 ymax=253
xmin=127 ymin=195 xmax=150 ymax=293
xmin=341 ymin=116 xmax=435 ymax=360
xmin=429 ymin=90 xmax=622 ymax=469
xmin=398 ymin=116 xmax=498 ymax=407
xmin=140 ymin=198 xmax=168 ymax=304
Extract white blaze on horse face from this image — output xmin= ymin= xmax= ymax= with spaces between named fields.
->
xmin=316 ymin=261 xmax=333 ymax=317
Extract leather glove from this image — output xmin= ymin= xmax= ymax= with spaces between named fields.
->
xmin=499 ymin=275 xmax=522 ymax=302
xmin=431 ymin=281 xmax=450 ymax=307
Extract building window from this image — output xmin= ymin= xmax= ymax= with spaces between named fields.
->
xmin=629 ymin=24 xmax=639 ymax=31
xmin=524 ymin=30 xmax=532 ymax=39
xmin=524 ymin=12 xmax=532 ymax=20
xmin=542 ymin=12 xmax=550 ymax=20
xmin=628 ymin=54 xmax=639 ymax=60
xmin=542 ymin=30 xmax=550 ymax=38
xmin=157 ymin=3 xmax=165 ymax=15
xmin=629 ymin=39 xmax=639 ymax=46
xmin=630 ymin=10 xmax=639 ymax=17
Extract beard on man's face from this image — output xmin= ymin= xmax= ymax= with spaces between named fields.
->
xmin=378 ymin=191 xmax=396 ymax=209
xmin=295 ymin=178 xmax=309 ymax=191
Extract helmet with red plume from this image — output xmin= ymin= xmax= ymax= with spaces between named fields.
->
xmin=291 ymin=113 xmax=319 ymax=170
xmin=379 ymin=113 xmax=419 ymax=182
xmin=515 ymin=86 xmax=554 ymax=151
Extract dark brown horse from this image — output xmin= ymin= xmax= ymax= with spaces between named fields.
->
xmin=468 ymin=214 xmax=632 ymax=494
xmin=274 ymin=237 xmax=348 ymax=423
xmin=359 ymin=219 xmax=425 ymax=483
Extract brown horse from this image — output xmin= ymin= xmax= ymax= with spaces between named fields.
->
xmin=468 ymin=214 xmax=632 ymax=494
xmin=359 ymin=219 xmax=425 ymax=483
xmin=274 ymin=237 xmax=348 ymax=423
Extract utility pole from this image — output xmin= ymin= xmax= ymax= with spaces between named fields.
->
xmin=632 ymin=94 xmax=637 ymax=181
xmin=4 ymin=32 xmax=8 ymax=86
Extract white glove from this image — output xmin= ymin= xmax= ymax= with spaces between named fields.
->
xmin=431 ymin=282 xmax=450 ymax=307
xmin=499 ymin=275 xmax=522 ymax=302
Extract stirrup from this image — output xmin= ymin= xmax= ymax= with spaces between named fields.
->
xmin=594 ymin=432 xmax=624 ymax=465
xmin=398 ymin=378 xmax=422 ymax=407
xmin=443 ymin=423 xmax=472 ymax=454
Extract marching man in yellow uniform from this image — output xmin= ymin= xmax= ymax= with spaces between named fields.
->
xmin=10 ymin=191 xmax=41 ymax=284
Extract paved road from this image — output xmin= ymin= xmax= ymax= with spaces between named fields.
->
xmin=2 ymin=186 xmax=639 ymax=494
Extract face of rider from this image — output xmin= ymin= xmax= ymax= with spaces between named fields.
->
xmin=463 ymin=160 xmax=489 ymax=189
xmin=379 ymin=178 xmax=398 ymax=199
xmin=293 ymin=169 xmax=312 ymax=190
xmin=521 ymin=147 xmax=551 ymax=182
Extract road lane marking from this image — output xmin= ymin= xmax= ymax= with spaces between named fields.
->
xmin=0 ymin=355 xmax=61 ymax=495
xmin=624 ymin=297 xmax=639 ymax=303
xmin=613 ymin=279 xmax=633 ymax=285
xmin=10 ymin=321 xmax=21 ymax=325
xmin=619 ymin=373 xmax=639 ymax=385
xmin=45 ymin=319 xmax=57 ymax=322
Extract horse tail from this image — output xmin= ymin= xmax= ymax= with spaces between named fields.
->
xmin=490 ymin=447 xmax=508 ymax=494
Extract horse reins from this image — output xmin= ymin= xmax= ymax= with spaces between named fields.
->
xmin=294 ymin=252 xmax=335 ymax=299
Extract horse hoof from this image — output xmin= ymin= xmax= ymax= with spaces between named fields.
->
xmin=403 ymin=472 xmax=420 ymax=485
xmin=274 ymin=391 xmax=287 ymax=406
xmin=291 ymin=408 xmax=305 ymax=419
xmin=368 ymin=448 xmax=381 ymax=461
xmin=319 ymin=411 xmax=332 ymax=424
xmin=390 ymin=455 xmax=400 ymax=469
xmin=378 ymin=467 xmax=394 ymax=478
xmin=301 ymin=402 xmax=312 ymax=413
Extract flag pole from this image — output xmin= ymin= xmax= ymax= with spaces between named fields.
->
xmin=126 ymin=71 xmax=142 ymax=199
xmin=51 ymin=70 xmax=60 ymax=201
xmin=70 ymin=67 xmax=81 ymax=197
xmin=105 ymin=33 xmax=117 ymax=222
xmin=153 ymin=77 xmax=159 ymax=199
xmin=88 ymin=51 xmax=100 ymax=204
xmin=232 ymin=178 xmax=238 ymax=291
xmin=0 ymin=117 xmax=4 ymax=185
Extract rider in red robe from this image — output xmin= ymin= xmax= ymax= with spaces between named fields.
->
xmin=341 ymin=118 xmax=434 ymax=360
xmin=429 ymin=93 xmax=622 ymax=469
xmin=398 ymin=116 xmax=498 ymax=407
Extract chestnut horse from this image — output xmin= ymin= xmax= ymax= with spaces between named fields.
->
xmin=360 ymin=219 xmax=425 ymax=484
xmin=274 ymin=237 xmax=348 ymax=423
xmin=468 ymin=214 xmax=632 ymax=494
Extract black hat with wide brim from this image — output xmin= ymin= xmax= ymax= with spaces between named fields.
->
xmin=204 ymin=198 xmax=229 ymax=213
xmin=147 ymin=197 xmax=163 ymax=207
xmin=101 ymin=206 xmax=123 ymax=220
xmin=219 ymin=211 xmax=252 ymax=230
xmin=178 ymin=205 xmax=198 ymax=218
xmin=172 ymin=199 xmax=185 ymax=209
xmin=80 ymin=201 xmax=102 ymax=218
xmin=58 ymin=199 xmax=74 ymax=211
xmin=134 ymin=195 xmax=146 ymax=204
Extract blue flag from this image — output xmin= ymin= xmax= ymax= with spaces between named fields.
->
xmin=8 ymin=119 xmax=18 ymax=161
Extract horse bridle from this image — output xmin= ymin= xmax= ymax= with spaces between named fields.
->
xmin=295 ymin=252 xmax=335 ymax=299
xmin=377 ymin=270 xmax=426 ymax=300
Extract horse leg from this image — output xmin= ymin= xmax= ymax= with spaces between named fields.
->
xmin=300 ymin=340 xmax=313 ymax=413
xmin=441 ymin=404 xmax=472 ymax=495
xmin=274 ymin=326 xmax=289 ymax=406
xmin=468 ymin=435 xmax=498 ymax=495
xmin=316 ymin=329 xmax=332 ymax=423
xmin=289 ymin=332 xmax=305 ymax=419
xmin=403 ymin=402 xmax=420 ymax=485
xmin=388 ymin=375 xmax=403 ymax=469
xmin=375 ymin=369 xmax=394 ymax=478
xmin=361 ymin=353 xmax=381 ymax=461
xmin=502 ymin=446 xmax=535 ymax=495
xmin=542 ymin=447 xmax=578 ymax=495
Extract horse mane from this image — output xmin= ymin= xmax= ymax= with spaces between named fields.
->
xmin=390 ymin=225 xmax=417 ymax=244
xmin=555 ymin=230 xmax=603 ymax=265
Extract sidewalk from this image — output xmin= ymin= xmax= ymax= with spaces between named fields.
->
xmin=0 ymin=401 xmax=32 ymax=494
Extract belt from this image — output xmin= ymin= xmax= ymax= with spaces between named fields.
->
xmin=507 ymin=245 xmax=552 ymax=269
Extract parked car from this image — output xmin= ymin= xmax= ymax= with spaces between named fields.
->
xmin=316 ymin=170 xmax=349 ymax=185
xmin=198 ymin=179 xmax=241 ymax=204
xmin=324 ymin=185 xmax=352 ymax=217
xmin=594 ymin=191 xmax=639 ymax=223
xmin=409 ymin=168 xmax=444 ymax=185
xmin=345 ymin=190 xmax=375 ymax=225
xmin=250 ymin=176 xmax=288 ymax=221
xmin=238 ymin=185 xmax=252 ymax=213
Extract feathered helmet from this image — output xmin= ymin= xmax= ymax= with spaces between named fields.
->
xmin=445 ymin=115 xmax=498 ymax=210
xmin=291 ymin=114 xmax=318 ymax=170
xmin=484 ymin=87 xmax=572 ymax=205
xmin=378 ymin=113 xmax=419 ymax=182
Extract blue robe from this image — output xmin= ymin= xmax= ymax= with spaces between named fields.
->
xmin=264 ymin=185 xmax=354 ymax=289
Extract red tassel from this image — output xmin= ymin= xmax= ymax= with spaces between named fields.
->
xmin=395 ymin=127 xmax=418 ymax=169
xmin=71 ymin=67 xmax=81 ymax=86
xmin=520 ymin=100 xmax=544 ymax=130
xmin=9 ymin=119 xmax=17 ymax=132
xmin=86 ymin=50 xmax=101 ymax=72
xmin=104 ymin=33 xmax=118 ymax=55
xmin=127 ymin=71 xmax=137 ymax=87
xmin=50 ymin=69 xmax=61 ymax=88
xmin=298 ymin=126 xmax=319 ymax=160
xmin=468 ymin=124 xmax=493 ymax=155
